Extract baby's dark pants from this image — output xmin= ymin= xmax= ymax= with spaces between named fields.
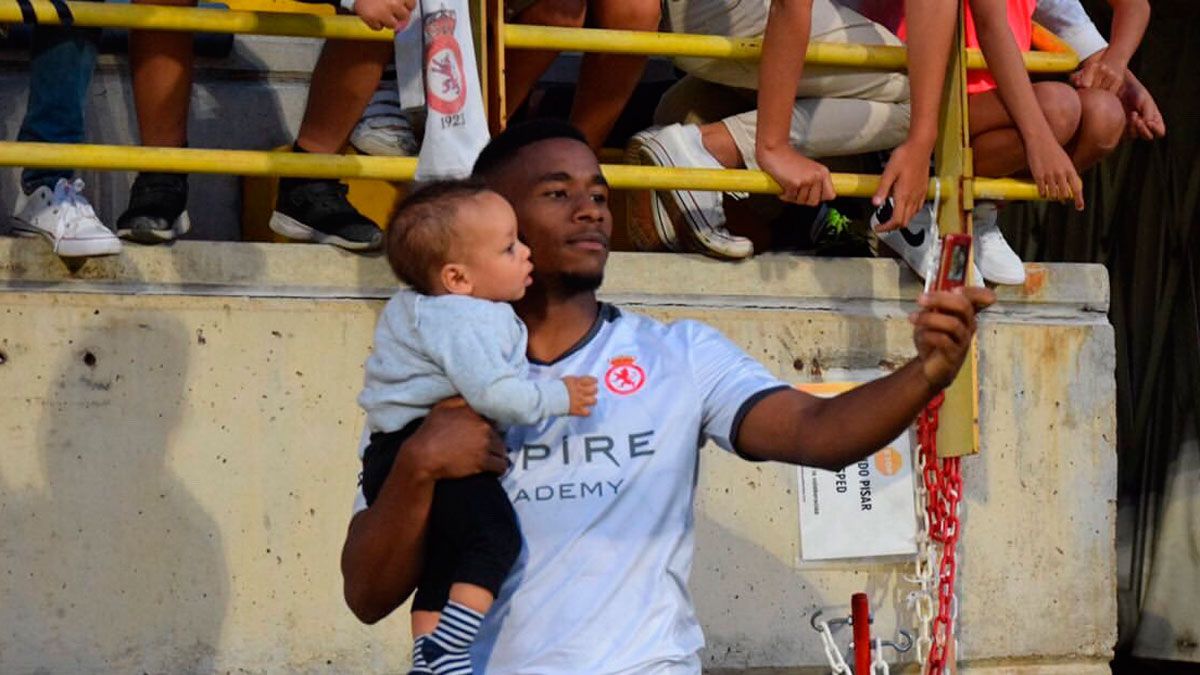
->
xmin=360 ymin=419 xmax=521 ymax=612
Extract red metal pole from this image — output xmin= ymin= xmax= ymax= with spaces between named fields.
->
xmin=852 ymin=592 xmax=872 ymax=674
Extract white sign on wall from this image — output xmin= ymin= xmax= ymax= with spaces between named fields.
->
xmin=797 ymin=382 xmax=918 ymax=561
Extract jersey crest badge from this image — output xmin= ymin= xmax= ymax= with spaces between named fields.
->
xmin=423 ymin=8 xmax=467 ymax=115
xmin=604 ymin=355 xmax=646 ymax=396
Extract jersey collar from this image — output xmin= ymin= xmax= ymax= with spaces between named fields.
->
xmin=528 ymin=302 xmax=620 ymax=367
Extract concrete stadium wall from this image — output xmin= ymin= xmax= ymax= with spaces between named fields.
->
xmin=0 ymin=240 xmax=1117 ymax=673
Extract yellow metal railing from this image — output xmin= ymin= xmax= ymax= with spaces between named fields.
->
xmin=0 ymin=140 xmax=966 ymax=200
xmin=0 ymin=1 xmax=393 ymax=40
xmin=0 ymin=0 xmax=1070 ymax=204
xmin=503 ymin=24 xmax=1078 ymax=73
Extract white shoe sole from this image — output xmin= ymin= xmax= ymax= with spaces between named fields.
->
xmin=268 ymin=211 xmax=380 ymax=251
xmin=979 ymin=264 xmax=1026 ymax=285
xmin=627 ymin=130 xmax=752 ymax=259
xmin=625 ymin=136 xmax=681 ymax=252
xmin=117 ymin=211 xmax=191 ymax=244
xmin=10 ymin=219 xmax=122 ymax=258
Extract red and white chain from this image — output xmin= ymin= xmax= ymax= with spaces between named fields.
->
xmin=815 ymin=616 xmax=896 ymax=674
xmin=815 ymin=616 xmax=853 ymax=675
xmin=916 ymin=393 xmax=962 ymax=675
xmin=906 ymin=434 xmax=938 ymax=666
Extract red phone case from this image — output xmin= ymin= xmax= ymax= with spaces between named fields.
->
xmin=932 ymin=234 xmax=973 ymax=291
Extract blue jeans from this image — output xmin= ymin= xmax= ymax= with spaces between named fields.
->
xmin=16 ymin=4 xmax=101 ymax=192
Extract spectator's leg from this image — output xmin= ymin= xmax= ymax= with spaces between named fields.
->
xmin=117 ymin=0 xmax=197 ymax=243
xmin=505 ymin=0 xmax=586 ymax=117
xmin=718 ymin=96 xmax=911 ymax=170
xmin=267 ymin=38 xmax=391 ymax=252
xmin=970 ymin=82 xmax=1081 ymax=178
xmin=17 ymin=15 xmax=100 ymax=191
xmin=653 ymin=74 xmax=756 ymax=128
xmin=703 ymin=5 xmax=912 ymax=169
xmin=129 ymin=0 xmax=196 ymax=148
xmin=12 ymin=15 xmax=119 ymax=258
xmin=295 ymin=39 xmax=393 ymax=153
xmin=1068 ymin=87 xmax=1125 ymax=172
xmin=569 ymin=0 xmax=661 ymax=148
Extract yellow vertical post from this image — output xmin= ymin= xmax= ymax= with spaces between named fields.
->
xmin=486 ymin=0 xmax=507 ymax=133
xmin=933 ymin=5 xmax=980 ymax=459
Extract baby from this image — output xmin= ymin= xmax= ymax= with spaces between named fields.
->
xmin=357 ymin=179 xmax=598 ymax=675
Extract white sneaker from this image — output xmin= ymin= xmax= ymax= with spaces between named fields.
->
xmin=349 ymin=86 xmax=421 ymax=157
xmin=627 ymin=124 xmax=752 ymax=259
xmin=12 ymin=178 xmax=121 ymax=258
xmin=877 ymin=206 xmax=938 ymax=280
xmin=876 ymin=202 xmax=985 ymax=285
xmin=973 ymin=202 xmax=1025 ymax=285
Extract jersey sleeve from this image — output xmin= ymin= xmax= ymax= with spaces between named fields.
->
xmin=417 ymin=297 xmax=571 ymax=426
xmin=682 ymin=321 xmax=791 ymax=455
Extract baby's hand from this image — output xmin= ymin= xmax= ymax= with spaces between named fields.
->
xmin=563 ymin=376 xmax=598 ymax=417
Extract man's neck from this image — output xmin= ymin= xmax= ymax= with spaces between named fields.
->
xmin=515 ymin=287 xmax=601 ymax=364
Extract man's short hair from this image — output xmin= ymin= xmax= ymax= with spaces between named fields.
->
xmin=387 ymin=178 xmax=491 ymax=294
xmin=473 ymin=120 xmax=588 ymax=180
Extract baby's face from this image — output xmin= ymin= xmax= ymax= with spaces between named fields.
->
xmin=454 ymin=192 xmax=533 ymax=302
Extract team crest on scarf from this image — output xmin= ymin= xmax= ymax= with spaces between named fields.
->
xmin=423 ymin=7 xmax=467 ymax=115
xmin=604 ymin=355 xmax=646 ymax=396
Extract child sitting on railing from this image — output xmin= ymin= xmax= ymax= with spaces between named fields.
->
xmin=878 ymin=0 xmax=1148 ymax=285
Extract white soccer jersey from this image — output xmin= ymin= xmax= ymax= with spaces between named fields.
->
xmin=470 ymin=304 xmax=789 ymax=674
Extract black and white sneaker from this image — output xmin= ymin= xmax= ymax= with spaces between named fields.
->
xmin=116 ymin=172 xmax=191 ymax=244
xmin=269 ymin=179 xmax=383 ymax=251
xmin=874 ymin=199 xmax=983 ymax=284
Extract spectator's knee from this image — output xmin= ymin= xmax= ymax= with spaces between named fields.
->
xmin=1034 ymin=82 xmax=1082 ymax=144
xmin=1078 ymin=88 xmax=1125 ymax=155
xmin=518 ymin=0 xmax=587 ymax=29
xmin=594 ymin=0 xmax=661 ymax=31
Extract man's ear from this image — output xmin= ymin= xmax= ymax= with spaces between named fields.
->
xmin=440 ymin=263 xmax=473 ymax=295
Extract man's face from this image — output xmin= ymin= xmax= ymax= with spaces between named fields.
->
xmin=488 ymin=138 xmax=612 ymax=292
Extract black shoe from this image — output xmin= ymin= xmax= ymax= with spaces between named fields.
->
xmin=117 ymin=172 xmax=191 ymax=244
xmin=269 ymin=179 xmax=382 ymax=251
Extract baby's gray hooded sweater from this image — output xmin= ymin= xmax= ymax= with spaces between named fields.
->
xmin=359 ymin=290 xmax=571 ymax=432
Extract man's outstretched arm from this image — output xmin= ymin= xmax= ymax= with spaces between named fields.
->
xmin=341 ymin=401 xmax=508 ymax=624
xmin=736 ymin=287 xmax=995 ymax=469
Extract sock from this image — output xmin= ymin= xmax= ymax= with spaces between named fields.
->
xmin=408 ymin=635 xmax=433 ymax=675
xmin=421 ymin=601 xmax=484 ymax=675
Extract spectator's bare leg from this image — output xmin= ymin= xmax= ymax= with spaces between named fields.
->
xmin=129 ymin=0 xmax=195 ymax=147
xmin=970 ymin=82 xmax=1081 ymax=178
xmin=295 ymin=39 xmax=392 ymax=153
xmin=698 ymin=122 xmax=743 ymax=168
xmin=569 ymin=0 xmax=660 ymax=148
xmin=1068 ymin=88 xmax=1125 ymax=172
xmin=505 ymin=0 xmax=586 ymax=117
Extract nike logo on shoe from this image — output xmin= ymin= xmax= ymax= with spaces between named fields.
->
xmin=899 ymin=224 xmax=925 ymax=248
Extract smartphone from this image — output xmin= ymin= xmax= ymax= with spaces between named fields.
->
xmin=929 ymin=233 xmax=973 ymax=292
